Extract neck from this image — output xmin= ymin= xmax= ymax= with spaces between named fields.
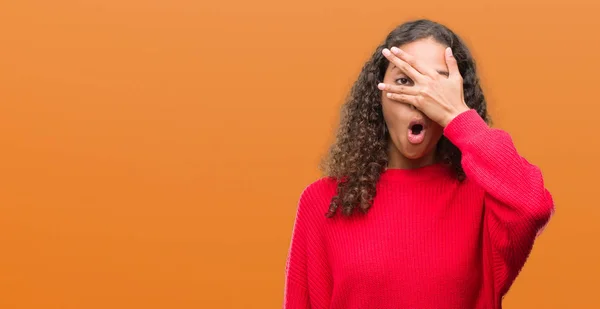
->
xmin=386 ymin=142 xmax=437 ymax=169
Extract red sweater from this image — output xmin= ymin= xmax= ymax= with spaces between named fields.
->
xmin=283 ymin=110 xmax=554 ymax=309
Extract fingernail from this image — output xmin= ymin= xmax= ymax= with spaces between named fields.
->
xmin=386 ymin=93 xmax=392 ymax=98
xmin=382 ymin=48 xmax=391 ymax=56
xmin=446 ymin=47 xmax=453 ymax=57
xmin=391 ymin=47 xmax=401 ymax=54
xmin=377 ymin=83 xmax=385 ymax=90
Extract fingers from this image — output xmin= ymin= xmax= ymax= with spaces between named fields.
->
xmin=390 ymin=47 xmax=438 ymax=78
xmin=377 ymin=83 xmax=420 ymax=96
xmin=385 ymin=93 xmax=420 ymax=109
xmin=445 ymin=47 xmax=460 ymax=79
xmin=382 ymin=48 xmax=423 ymax=83
xmin=378 ymin=82 xmax=422 ymax=110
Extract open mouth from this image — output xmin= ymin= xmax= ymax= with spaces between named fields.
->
xmin=407 ymin=120 xmax=426 ymax=144
xmin=410 ymin=123 xmax=424 ymax=135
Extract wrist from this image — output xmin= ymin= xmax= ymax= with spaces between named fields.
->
xmin=442 ymin=105 xmax=470 ymax=127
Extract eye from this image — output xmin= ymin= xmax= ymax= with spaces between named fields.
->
xmin=395 ymin=77 xmax=413 ymax=86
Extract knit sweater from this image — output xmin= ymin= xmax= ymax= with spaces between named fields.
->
xmin=283 ymin=110 xmax=554 ymax=309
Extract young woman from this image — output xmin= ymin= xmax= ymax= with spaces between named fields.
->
xmin=283 ymin=19 xmax=554 ymax=309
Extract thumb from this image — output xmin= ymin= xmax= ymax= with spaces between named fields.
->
xmin=445 ymin=47 xmax=460 ymax=79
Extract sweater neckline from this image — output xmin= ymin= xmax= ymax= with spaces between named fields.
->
xmin=379 ymin=163 xmax=451 ymax=183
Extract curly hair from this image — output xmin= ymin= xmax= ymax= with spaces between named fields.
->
xmin=320 ymin=19 xmax=490 ymax=218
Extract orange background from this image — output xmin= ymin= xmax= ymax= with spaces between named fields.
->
xmin=0 ymin=0 xmax=598 ymax=308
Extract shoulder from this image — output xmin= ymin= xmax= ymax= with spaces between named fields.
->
xmin=299 ymin=176 xmax=337 ymax=202
xmin=296 ymin=176 xmax=338 ymax=218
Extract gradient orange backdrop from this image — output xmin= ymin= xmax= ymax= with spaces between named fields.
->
xmin=1 ymin=0 xmax=599 ymax=308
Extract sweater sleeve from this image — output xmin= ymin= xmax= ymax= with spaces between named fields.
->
xmin=283 ymin=196 xmax=310 ymax=308
xmin=443 ymin=109 xmax=555 ymax=297
xmin=283 ymin=179 xmax=333 ymax=309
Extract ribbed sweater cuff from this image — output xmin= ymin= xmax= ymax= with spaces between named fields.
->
xmin=443 ymin=109 xmax=489 ymax=147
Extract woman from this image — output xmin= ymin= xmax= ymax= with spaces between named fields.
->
xmin=283 ymin=19 xmax=554 ymax=309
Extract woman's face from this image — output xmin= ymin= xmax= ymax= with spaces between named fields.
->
xmin=381 ymin=38 xmax=448 ymax=166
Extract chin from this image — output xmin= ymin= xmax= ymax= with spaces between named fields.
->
xmin=399 ymin=141 xmax=436 ymax=160
xmin=402 ymin=150 xmax=430 ymax=160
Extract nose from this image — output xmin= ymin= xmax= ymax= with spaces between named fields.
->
xmin=412 ymin=109 xmax=428 ymax=122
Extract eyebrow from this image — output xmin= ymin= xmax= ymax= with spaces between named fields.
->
xmin=392 ymin=65 xmax=449 ymax=77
